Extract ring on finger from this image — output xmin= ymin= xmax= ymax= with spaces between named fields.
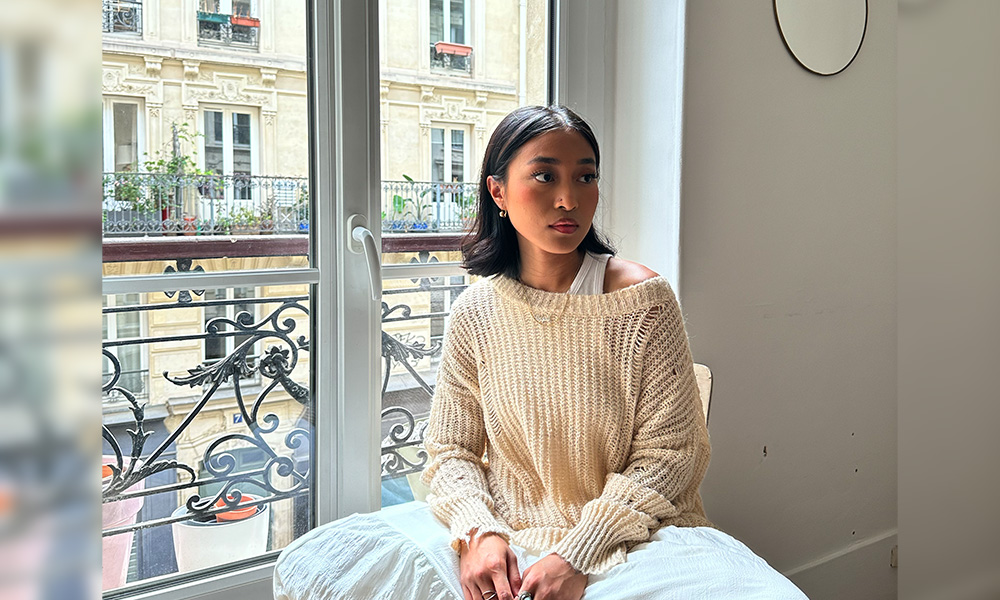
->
xmin=517 ymin=592 xmax=533 ymax=600
xmin=482 ymin=592 xmax=498 ymax=600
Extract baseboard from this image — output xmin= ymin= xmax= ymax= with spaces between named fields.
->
xmin=784 ymin=529 xmax=897 ymax=600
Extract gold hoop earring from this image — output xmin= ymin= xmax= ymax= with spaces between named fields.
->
xmin=499 ymin=209 xmax=508 ymax=218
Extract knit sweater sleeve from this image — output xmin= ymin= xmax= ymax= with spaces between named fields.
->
xmin=549 ymin=287 xmax=712 ymax=574
xmin=419 ymin=300 xmax=514 ymax=553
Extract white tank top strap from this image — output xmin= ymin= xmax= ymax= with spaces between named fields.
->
xmin=567 ymin=251 xmax=613 ymax=295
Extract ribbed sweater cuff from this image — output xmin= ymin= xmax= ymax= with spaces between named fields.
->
xmin=438 ymin=496 xmax=514 ymax=553
xmin=548 ymin=500 xmax=649 ymax=575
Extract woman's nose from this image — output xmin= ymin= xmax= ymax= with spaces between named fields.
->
xmin=555 ymin=184 xmax=578 ymax=211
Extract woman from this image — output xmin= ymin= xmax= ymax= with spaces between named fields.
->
xmin=274 ymin=106 xmax=807 ymax=600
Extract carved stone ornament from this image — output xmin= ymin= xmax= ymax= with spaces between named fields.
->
xmin=183 ymin=60 xmax=201 ymax=80
xmin=144 ymin=57 xmax=163 ymax=78
xmin=102 ymin=67 xmax=155 ymax=99
xmin=260 ymin=68 xmax=278 ymax=88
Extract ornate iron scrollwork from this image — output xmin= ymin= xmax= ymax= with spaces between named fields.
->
xmin=102 ymin=298 xmax=311 ymax=524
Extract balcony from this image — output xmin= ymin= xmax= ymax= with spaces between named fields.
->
xmin=197 ymin=12 xmax=259 ymax=50
xmin=102 ymin=172 xmax=309 ymax=237
xmin=103 ymin=0 xmax=142 ymax=35
xmin=102 ymin=173 xmax=480 ymax=238
xmin=429 ymin=41 xmax=473 ymax=74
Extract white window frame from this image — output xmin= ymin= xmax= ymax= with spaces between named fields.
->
xmin=102 ymin=96 xmax=146 ymax=174
xmin=199 ymin=105 xmax=260 ymax=214
xmin=430 ymin=0 xmax=471 ymax=45
xmin=429 ymin=123 xmax=470 ymax=184
xmin=100 ymin=1 xmax=384 ymax=599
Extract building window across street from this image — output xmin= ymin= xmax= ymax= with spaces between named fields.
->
xmin=429 ymin=0 xmax=472 ymax=73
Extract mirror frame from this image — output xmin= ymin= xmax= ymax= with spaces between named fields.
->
xmin=773 ymin=0 xmax=869 ymax=76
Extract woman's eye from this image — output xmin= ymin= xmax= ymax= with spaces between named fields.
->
xmin=532 ymin=172 xmax=553 ymax=183
xmin=579 ymin=173 xmax=599 ymax=183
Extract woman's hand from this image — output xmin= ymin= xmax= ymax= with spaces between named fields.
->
xmin=459 ymin=531 xmax=522 ymax=600
xmin=519 ymin=553 xmax=588 ymax=600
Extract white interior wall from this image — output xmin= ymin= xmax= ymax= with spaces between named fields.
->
xmin=675 ymin=2 xmax=897 ymax=598
xmin=568 ymin=1 xmax=898 ymax=599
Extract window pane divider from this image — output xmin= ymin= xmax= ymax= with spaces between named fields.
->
xmin=102 ymin=268 xmax=321 ymax=295
xmin=380 ymin=261 xmax=467 ymax=279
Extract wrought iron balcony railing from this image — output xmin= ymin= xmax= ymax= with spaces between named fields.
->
xmin=429 ymin=42 xmax=473 ymax=74
xmin=102 ymin=172 xmax=309 ymax=236
xmin=197 ymin=11 xmax=260 ymax=49
xmin=103 ymin=0 xmax=143 ymax=35
xmin=101 ymin=266 xmax=472 ymax=584
xmin=102 ymin=173 xmax=481 ymax=237
xmin=381 ymin=179 xmax=478 ymax=233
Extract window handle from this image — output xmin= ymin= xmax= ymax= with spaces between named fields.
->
xmin=347 ymin=213 xmax=381 ymax=302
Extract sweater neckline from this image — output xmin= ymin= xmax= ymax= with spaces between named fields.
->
xmin=489 ymin=272 xmax=675 ymax=317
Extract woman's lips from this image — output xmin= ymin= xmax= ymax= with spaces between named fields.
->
xmin=550 ymin=224 xmax=579 ymax=234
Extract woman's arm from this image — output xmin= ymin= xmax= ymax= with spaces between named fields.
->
xmin=548 ymin=288 xmax=712 ymax=575
xmin=420 ymin=301 xmax=514 ymax=551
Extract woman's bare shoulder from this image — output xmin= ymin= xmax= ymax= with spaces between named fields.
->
xmin=604 ymin=257 xmax=660 ymax=293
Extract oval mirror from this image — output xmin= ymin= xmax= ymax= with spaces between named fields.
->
xmin=774 ymin=0 xmax=868 ymax=76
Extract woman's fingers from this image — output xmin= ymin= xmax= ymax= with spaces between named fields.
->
xmin=461 ymin=583 xmax=474 ymax=600
xmin=490 ymin=571 xmax=515 ymax=600
xmin=506 ymin=548 xmax=522 ymax=595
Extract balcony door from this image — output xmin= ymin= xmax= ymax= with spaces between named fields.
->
xmin=99 ymin=1 xmax=382 ymax=599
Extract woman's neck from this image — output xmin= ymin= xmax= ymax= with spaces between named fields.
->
xmin=516 ymin=247 xmax=586 ymax=293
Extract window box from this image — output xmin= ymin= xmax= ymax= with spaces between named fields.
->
xmin=197 ymin=11 xmax=230 ymax=24
xmin=433 ymin=41 xmax=473 ymax=57
xmin=231 ymin=15 xmax=259 ymax=27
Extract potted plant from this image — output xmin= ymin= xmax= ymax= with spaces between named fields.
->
xmin=231 ymin=206 xmax=259 ymax=235
xmin=170 ymin=493 xmax=270 ymax=573
xmin=102 ymin=457 xmax=144 ymax=591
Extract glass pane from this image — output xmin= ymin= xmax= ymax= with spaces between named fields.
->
xmin=101 ymin=285 xmax=312 ymax=589
xmin=382 ymin=0 xmax=548 ymax=232
xmin=102 ymin=0 xmax=310 ymax=272
xmin=429 ymin=0 xmax=443 ymax=43
xmin=450 ymin=129 xmax=464 ymax=182
xmin=113 ymin=103 xmax=139 ymax=172
xmin=449 ymin=0 xmax=465 ymax=44
xmin=379 ymin=264 xmax=484 ymax=507
xmin=431 ymin=128 xmax=444 ymax=183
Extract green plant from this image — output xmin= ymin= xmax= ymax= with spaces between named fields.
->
xmin=389 ymin=174 xmax=434 ymax=222
xmin=232 ymin=206 xmax=260 ymax=227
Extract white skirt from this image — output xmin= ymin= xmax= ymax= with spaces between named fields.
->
xmin=273 ymin=501 xmax=808 ymax=600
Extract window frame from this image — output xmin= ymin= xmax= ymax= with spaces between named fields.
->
xmin=99 ymin=0 xmax=385 ymax=598
xmin=102 ymin=96 xmax=146 ymax=174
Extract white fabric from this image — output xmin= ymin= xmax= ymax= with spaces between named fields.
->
xmin=273 ymin=501 xmax=808 ymax=600
xmin=566 ymin=252 xmax=612 ymax=295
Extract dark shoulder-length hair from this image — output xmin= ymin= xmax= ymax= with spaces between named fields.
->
xmin=461 ymin=105 xmax=617 ymax=280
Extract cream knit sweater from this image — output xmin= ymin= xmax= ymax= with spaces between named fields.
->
xmin=420 ymin=273 xmax=714 ymax=575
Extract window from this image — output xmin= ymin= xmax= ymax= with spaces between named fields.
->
xmin=429 ymin=0 xmax=472 ymax=73
xmin=198 ymin=0 xmax=260 ymax=49
xmin=202 ymin=107 xmax=257 ymax=212
xmin=103 ymin=98 xmax=144 ymax=173
xmin=103 ymin=293 xmax=147 ymax=401
xmin=430 ymin=126 xmax=466 ymax=186
xmin=430 ymin=0 xmax=467 ymax=45
xmin=103 ymin=0 xmax=143 ymax=35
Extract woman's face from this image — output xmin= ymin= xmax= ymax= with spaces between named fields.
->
xmin=488 ymin=128 xmax=600 ymax=258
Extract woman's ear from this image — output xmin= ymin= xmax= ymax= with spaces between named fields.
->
xmin=486 ymin=175 xmax=504 ymax=210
